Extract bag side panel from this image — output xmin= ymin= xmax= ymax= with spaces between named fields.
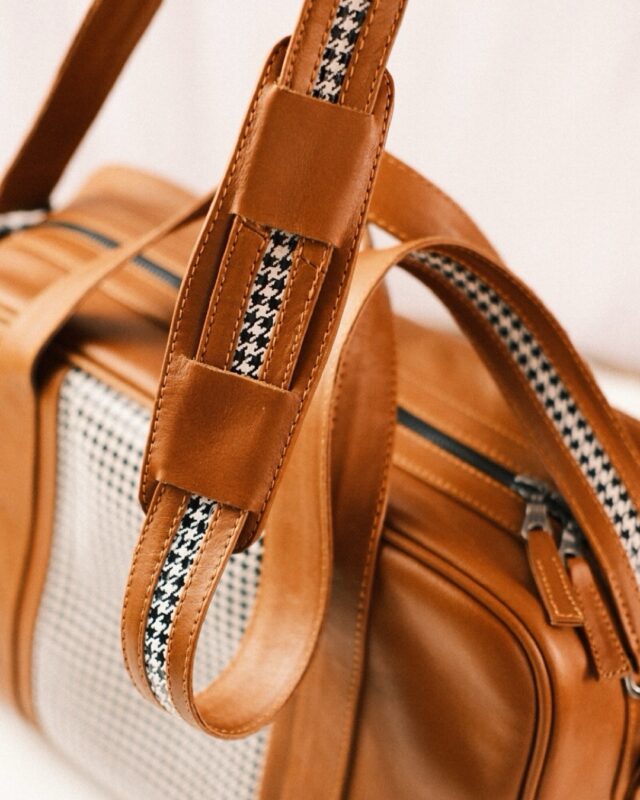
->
xmin=30 ymin=367 xmax=268 ymax=800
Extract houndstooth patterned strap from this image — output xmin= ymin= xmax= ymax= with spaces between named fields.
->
xmin=143 ymin=0 xmax=373 ymax=713
xmin=414 ymin=248 xmax=640 ymax=578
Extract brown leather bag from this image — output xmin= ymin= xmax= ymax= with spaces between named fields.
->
xmin=2 ymin=2 xmax=640 ymax=798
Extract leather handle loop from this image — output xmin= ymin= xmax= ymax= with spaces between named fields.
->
xmin=120 ymin=251 xmax=396 ymax=739
xmin=341 ymin=239 xmax=640 ymax=668
xmin=0 ymin=0 xmax=163 ymax=213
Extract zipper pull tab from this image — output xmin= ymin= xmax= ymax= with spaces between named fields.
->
xmin=513 ymin=475 xmax=584 ymax=628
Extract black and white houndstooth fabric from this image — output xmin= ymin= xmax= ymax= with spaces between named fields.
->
xmin=143 ymin=0 xmax=374 ymax=711
xmin=416 ymin=249 xmax=640 ymax=575
xmin=311 ymin=0 xmax=372 ymax=103
xmin=32 ymin=369 xmax=267 ymax=800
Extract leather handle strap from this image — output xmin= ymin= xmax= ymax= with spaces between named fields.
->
xmin=0 ymin=0 xmax=162 ymax=213
xmin=0 ymin=1 xmax=498 ymax=261
xmin=334 ymin=238 xmax=640 ymax=670
xmin=0 ymin=191 xmax=211 ymax=704
xmin=122 ymin=0 xmax=407 ymax=733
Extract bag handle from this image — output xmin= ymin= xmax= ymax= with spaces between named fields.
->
xmin=0 ymin=0 xmax=162 ymax=213
xmin=0 ymin=0 xmax=409 ymax=730
xmin=0 ymin=0 xmax=401 ymax=213
xmin=0 ymin=0 xmax=501 ymax=265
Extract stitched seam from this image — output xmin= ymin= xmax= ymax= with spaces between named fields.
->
xmin=367 ymin=211 xmax=411 ymax=241
xmin=364 ymin=0 xmax=405 ymax=113
xmin=414 ymin=251 xmax=640 ymax=651
xmin=580 ymin=595 xmax=606 ymax=676
xmin=121 ymin=483 xmax=166 ymax=683
xmin=399 ymin=425 xmax=522 ymax=503
xmin=280 ymin=246 xmax=331 ymax=388
xmin=245 ymin=73 xmax=392 ymax=542
xmin=132 ymin=491 xmax=188 ymax=694
xmin=223 ymin=237 xmax=269 ymax=370
xmin=339 ymin=0 xmax=379 ymax=103
xmin=402 ymin=378 xmax=532 ymax=454
xmin=198 ymin=219 xmax=244 ymax=361
xmin=394 ymin=453 xmax=517 ymax=533
xmin=140 ymin=45 xmax=281 ymax=501
xmin=548 ymin=551 xmax=582 ymax=619
xmin=586 ymin=582 xmax=629 ymax=676
xmin=383 ymin=152 xmax=490 ymax=248
xmin=164 ymin=503 xmax=225 ymax=713
xmin=283 ymin=0 xmax=315 ymax=87
xmin=534 ymin=559 xmax=569 ymax=620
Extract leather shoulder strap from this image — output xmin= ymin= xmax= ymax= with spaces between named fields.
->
xmin=0 ymin=0 xmax=162 ymax=213
xmin=122 ymin=0 xmax=406 ymax=734
xmin=0 ymin=0 xmax=498 ymax=268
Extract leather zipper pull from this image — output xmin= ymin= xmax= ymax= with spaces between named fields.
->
xmin=514 ymin=475 xmax=584 ymax=627
xmin=526 ymin=527 xmax=584 ymax=627
xmin=567 ymin=555 xmax=631 ymax=680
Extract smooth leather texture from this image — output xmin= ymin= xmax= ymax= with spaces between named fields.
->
xmin=231 ymin=84 xmax=380 ymax=246
xmin=154 ymin=355 xmax=301 ymax=513
xmin=526 ymin=527 xmax=584 ymax=627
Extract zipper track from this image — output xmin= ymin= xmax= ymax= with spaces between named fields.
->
xmin=42 ymin=220 xmax=182 ymax=288
xmin=397 ymin=406 xmax=516 ymax=487
xmin=397 ymin=406 xmax=576 ymax=535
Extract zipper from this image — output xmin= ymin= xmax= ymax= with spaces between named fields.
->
xmin=41 ymin=219 xmax=182 ymax=289
xmin=6 ymin=215 xmax=585 ymax=550
xmin=397 ymin=406 xmax=584 ymax=555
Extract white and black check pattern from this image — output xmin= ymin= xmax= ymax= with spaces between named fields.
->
xmin=415 ymin=249 xmax=640 ymax=576
xmin=143 ymin=0 xmax=373 ymax=711
xmin=312 ymin=0 xmax=373 ymax=103
xmin=33 ymin=369 xmax=268 ymax=800
xmin=232 ymin=229 xmax=299 ymax=378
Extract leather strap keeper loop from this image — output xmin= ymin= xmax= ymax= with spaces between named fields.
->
xmin=149 ymin=355 xmax=301 ymax=513
xmin=230 ymin=83 xmax=380 ymax=246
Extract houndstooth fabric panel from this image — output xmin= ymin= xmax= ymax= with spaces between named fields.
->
xmin=231 ymin=229 xmax=299 ymax=378
xmin=143 ymin=0 xmax=372 ymax=710
xmin=416 ymin=249 xmax=640 ymax=575
xmin=32 ymin=368 xmax=268 ymax=800
xmin=144 ymin=494 xmax=217 ymax=709
xmin=312 ymin=0 xmax=373 ymax=103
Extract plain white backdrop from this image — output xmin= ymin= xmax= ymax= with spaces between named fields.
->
xmin=1 ymin=2 xmax=640 ymax=797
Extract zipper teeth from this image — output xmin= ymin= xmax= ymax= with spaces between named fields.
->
xmin=397 ymin=406 xmax=516 ymax=487
xmin=42 ymin=220 xmax=182 ymax=288
xmin=397 ymin=405 xmax=576 ymax=531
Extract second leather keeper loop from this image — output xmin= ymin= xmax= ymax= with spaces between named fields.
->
xmin=147 ymin=355 xmax=301 ymax=513
xmin=230 ymin=82 xmax=381 ymax=246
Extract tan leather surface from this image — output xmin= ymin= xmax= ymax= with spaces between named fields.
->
xmin=526 ymin=528 xmax=584 ymax=627
xmin=261 ymin=280 xmax=396 ymax=800
xmin=231 ymin=83 xmax=379 ymax=245
xmin=153 ymin=355 xmax=301 ymax=513
xmin=569 ymin=556 xmax=631 ymax=682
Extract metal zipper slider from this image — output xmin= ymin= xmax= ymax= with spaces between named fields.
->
xmin=512 ymin=474 xmax=584 ymax=627
xmin=558 ymin=519 xmax=585 ymax=561
xmin=512 ymin=475 xmax=554 ymax=540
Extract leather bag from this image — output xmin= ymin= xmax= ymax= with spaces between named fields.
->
xmin=2 ymin=2 xmax=640 ymax=798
